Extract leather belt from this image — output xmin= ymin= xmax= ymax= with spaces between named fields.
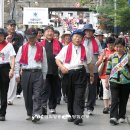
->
xmin=23 ymin=69 xmax=42 ymax=73
xmin=69 ymin=65 xmax=85 ymax=72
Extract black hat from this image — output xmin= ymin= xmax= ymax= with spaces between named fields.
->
xmin=25 ymin=28 xmax=38 ymax=38
xmin=82 ymin=24 xmax=95 ymax=32
xmin=44 ymin=26 xmax=54 ymax=32
xmin=7 ymin=19 xmax=16 ymax=25
xmin=0 ymin=28 xmax=7 ymax=37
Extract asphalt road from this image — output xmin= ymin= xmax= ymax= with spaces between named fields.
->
xmin=0 ymin=96 xmax=130 ymax=130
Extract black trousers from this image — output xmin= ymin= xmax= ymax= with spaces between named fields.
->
xmin=44 ymin=74 xmax=59 ymax=109
xmin=21 ymin=70 xmax=44 ymax=116
xmin=67 ymin=67 xmax=87 ymax=116
xmin=110 ymin=82 xmax=130 ymax=119
xmin=0 ymin=63 xmax=10 ymax=116
xmin=86 ymin=73 xmax=98 ymax=111
xmin=16 ymin=77 xmax=22 ymax=95
xmin=56 ymin=77 xmax=62 ymax=102
xmin=62 ymin=74 xmax=69 ymax=97
xmin=97 ymin=77 xmax=103 ymax=98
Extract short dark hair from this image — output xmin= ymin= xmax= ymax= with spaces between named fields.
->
xmin=0 ymin=28 xmax=7 ymax=37
xmin=111 ymin=33 xmax=118 ymax=38
xmin=44 ymin=26 xmax=54 ymax=32
xmin=36 ymin=28 xmax=44 ymax=34
xmin=54 ymin=30 xmax=60 ymax=36
xmin=106 ymin=36 xmax=116 ymax=44
xmin=25 ymin=28 xmax=38 ymax=37
xmin=115 ymin=38 xmax=125 ymax=46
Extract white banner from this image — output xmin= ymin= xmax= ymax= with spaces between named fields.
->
xmin=23 ymin=8 xmax=48 ymax=25
xmin=0 ymin=0 xmax=4 ymax=27
xmin=110 ymin=54 xmax=128 ymax=77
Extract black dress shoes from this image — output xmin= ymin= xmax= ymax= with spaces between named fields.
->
xmin=67 ymin=116 xmax=75 ymax=122
xmin=74 ymin=118 xmax=83 ymax=125
xmin=0 ymin=116 xmax=5 ymax=121
xmin=42 ymin=107 xmax=47 ymax=115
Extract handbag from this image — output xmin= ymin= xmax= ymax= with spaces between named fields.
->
xmin=98 ymin=61 xmax=105 ymax=76
xmin=98 ymin=49 xmax=106 ymax=76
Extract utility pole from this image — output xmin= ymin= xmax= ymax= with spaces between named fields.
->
xmin=10 ymin=0 xmax=17 ymax=20
xmin=0 ymin=0 xmax=4 ymax=27
xmin=28 ymin=1 xmax=31 ymax=7
xmin=96 ymin=0 xmax=99 ymax=13
xmin=114 ymin=0 xmax=117 ymax=34
xmin=100 ymin=0 xmax=103 ymax=6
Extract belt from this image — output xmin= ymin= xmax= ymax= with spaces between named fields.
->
xmin=0 ymin=63 xmax=10 ymax=68
xmin=23 ymin=69 xmax=42 ymax=73
xmin=69 ymin=65 xmax=85 ymax=72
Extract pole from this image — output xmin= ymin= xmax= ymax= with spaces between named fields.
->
xmin=114 ymin=0 xmax=117 ymax=34
xmin=0 ymin=0 xmax=4 ymax=27
xmin=96 ymin=0 xmax=99 ymax=13
xmin=100 ymin=0 xmax=103 ymax=6
xmin=28 ymin=1 xmax=31 ymax=7
xmin=10 ymin=0 xmax=16 ymax=20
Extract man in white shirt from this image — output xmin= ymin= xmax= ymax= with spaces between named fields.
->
xmin=55 ymin=29 xmax=94 ymax=125
xmin=15 ymin=28 xmax=48 ymax=123
xmin=82 ymin=24 xmax=103 ymax=115
xmin=6 ymin=19 xmax=24 ymax=105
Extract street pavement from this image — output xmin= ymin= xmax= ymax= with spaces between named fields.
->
xmin=0 ymin=26 xmax=130 ymax=130
xmin=0 ymin=96 xmax=130 ymax=130
xmin=1 ymin=26 xmax=130 ymax=130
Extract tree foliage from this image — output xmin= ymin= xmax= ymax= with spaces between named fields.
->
xmin=80 ymin=0 xmax=130 ymax=32
xmin=80 ymin=0 xmax=93 ymax=5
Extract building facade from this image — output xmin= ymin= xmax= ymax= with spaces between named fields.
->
xmin=4 ymin=0 xmax=81 ymax=26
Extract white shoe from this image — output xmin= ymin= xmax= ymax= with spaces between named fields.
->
xmin=118 ymin=118 xmax=125 ymax=123
xmin=8 ymin=101 xmax=13 ymax=105
xmin=87 ymin=110 xmax=93 ymax=115
xmin=50 ymin=109 xmax=56 ymax=114
xmin=16 ymin=95 xmax=21 ymax=98
xmin=32 ymin=115 xmax=41 ymax=122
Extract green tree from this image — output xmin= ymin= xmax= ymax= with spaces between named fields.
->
xmin=80 ymin=0 xmax=93 ymax=6
xmin=97 ymin=0 xmax=130 ymax=33
xmin=96 ymin=0 xmax=114 ymax=32
xmin=80 ymin=0 xmax=130 ymax=33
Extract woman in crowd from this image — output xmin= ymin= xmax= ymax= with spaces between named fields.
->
xmin=96 ymin=37 xmax=116 ymax=114
xmin=106 ymin=38 xmax=130 ymax=125
xmin=0 ymin=28 xmax=15 ymax=121
xmin=61 ymin=31 xmax=71 ymax=46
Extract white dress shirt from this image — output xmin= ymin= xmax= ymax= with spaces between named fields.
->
xmin=15 ymin=44 xmax=48 ymax=79
xmin=0 ymin=43 xmax=16 ymax=64
xmin=83 ymin=38 xmax=103 ymax=73
xmin=55 ymin=44 xmax=92 ymax=70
